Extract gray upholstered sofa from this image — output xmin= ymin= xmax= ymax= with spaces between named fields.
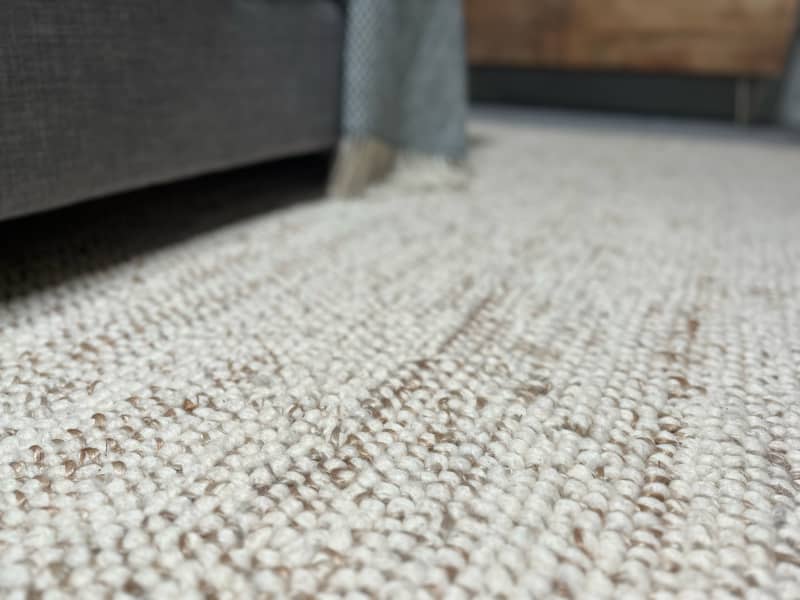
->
xmin=0 ymin=1 xmax=343 ymax=221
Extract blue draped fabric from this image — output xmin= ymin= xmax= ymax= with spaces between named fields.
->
xmin=328 ymin=0 xmax=468 ymax=196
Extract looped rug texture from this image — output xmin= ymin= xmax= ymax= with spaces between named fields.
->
xmin=1 ymin=112 xmax=799 ymax=598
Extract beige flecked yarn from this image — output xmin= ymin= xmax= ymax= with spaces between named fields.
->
xmin=2 ymin=111 xmax=800 ymax=599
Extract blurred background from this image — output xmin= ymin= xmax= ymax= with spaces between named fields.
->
xmin=466 ymin=0 xmax=800 ymax=124
xmin=2 ymin=0 xmax=798 ymax=224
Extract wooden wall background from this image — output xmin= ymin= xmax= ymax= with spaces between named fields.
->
xmin=465 ymin=0 xmax=799 ymax=77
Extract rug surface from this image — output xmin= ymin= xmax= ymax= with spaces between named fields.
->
xmin=1 ymin=111 xmax=800 ymax=598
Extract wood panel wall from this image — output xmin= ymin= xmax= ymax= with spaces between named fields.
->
xmin=465 ymin=0 xmax=799 ymax=76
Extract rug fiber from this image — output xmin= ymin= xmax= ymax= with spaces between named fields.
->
xmin=1 ymin=111 xmax=800 ymax=598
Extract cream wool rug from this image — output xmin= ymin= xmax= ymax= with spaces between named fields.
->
xmin=1 ymin=111 xmax=800 ymax=599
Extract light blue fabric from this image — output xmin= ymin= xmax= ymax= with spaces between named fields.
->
xmin=341 ymin=0 xmax=468 ymax=158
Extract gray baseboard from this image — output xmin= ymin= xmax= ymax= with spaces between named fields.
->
xmin=470 ymin=67 xmax=782 ymax=123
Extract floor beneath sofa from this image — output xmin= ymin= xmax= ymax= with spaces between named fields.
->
xmin=1 ymin=108 xmax=799 ymax=598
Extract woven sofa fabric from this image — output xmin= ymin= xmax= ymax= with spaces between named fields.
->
xmin=0 ymin=0 xmax=343 ymax=221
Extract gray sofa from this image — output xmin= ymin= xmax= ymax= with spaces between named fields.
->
xmin=0 ymin=1 xmax=343 ymax=221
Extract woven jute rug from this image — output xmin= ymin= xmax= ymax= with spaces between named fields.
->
xmin=2 ymin=111 xmax=799 ymax=598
